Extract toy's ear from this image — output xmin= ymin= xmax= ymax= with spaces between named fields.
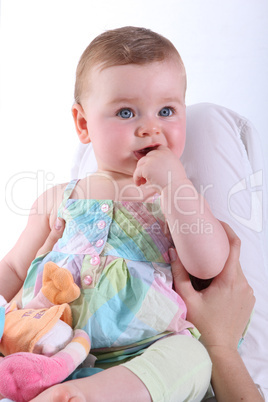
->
xmin=72 ymin=103 xmax=91 ymax=144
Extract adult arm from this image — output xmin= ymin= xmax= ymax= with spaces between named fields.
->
xmin=170 ymin=222 xmax=264 ymax=401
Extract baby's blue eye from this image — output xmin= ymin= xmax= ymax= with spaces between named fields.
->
xmin=117 ymin=109 xmax=134 ymax=119
xmin=159 ymin=107 xmax=173 ymax=117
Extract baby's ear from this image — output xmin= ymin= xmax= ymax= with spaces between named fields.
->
xmin=72 ymin=103 xmax=91 ymax=144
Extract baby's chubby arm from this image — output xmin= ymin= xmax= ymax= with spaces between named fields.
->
xmin=133 ymin=145 xmax=230 ymax=279
xmin=0 ymin=184 xmax=66 ymax=301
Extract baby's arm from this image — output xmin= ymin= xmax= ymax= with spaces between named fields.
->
xmin=134 ymin=145 xmax=229 ymax=279
xmin=0 ymin=184 xmax=66 ymax=301
xmin=161 ymin=177 xmax=230 ymax=279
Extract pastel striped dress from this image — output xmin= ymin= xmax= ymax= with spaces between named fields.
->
xmin=22 ymin=180 xmax=198 ymax=365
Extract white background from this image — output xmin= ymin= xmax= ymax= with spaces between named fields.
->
xmin=0 ymin=0 xmax=267 ymax=258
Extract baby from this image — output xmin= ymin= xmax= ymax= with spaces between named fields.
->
xmin=0 ymin=27 xmax=230 ymax=401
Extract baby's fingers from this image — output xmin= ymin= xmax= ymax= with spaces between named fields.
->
xmin=133 ymin=161 xmax=147 ymax=186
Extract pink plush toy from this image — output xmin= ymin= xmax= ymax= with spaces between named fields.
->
xmin=0 ymin=262 xmax=91 ymax=402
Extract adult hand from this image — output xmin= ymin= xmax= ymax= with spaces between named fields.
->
xmin=169 ymin=221 xmax=255 ymax=350
xmin=35 ymin=218 xmax=65 ymax=257
xmin=169 ymin=223 xmax=264 ymax=401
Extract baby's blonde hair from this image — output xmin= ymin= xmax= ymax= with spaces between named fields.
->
xmin=74 ymin=26 xmax=186 ymax=104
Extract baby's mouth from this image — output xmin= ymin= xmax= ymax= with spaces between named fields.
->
xmin=134 ymin=145 xmax=160 ymax=160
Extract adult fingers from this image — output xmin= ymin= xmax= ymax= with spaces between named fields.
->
xmin=35 ymin=218 xmax=65 ymax=257
xmin=219 ymin=221 xmax=241 ymax=253
xmin=216 ymin=222 xmax=255 ymax=307
xmin=215 ymin=221 xmax=242 ymax=283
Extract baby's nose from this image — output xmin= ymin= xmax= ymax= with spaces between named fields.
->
xmin=135 ymin=122 xmax=161 ymax=137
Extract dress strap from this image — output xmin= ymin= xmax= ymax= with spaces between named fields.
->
xmin=57 ymin=179 xmax=80 ymax=219
xmin=62 ymin=179 xmax=80 ymax=203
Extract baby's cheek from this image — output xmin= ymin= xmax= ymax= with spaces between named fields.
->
xmin=171 ymin=134 xmax=186 ymax=158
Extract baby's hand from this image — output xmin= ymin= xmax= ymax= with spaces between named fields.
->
xmin=133 ymin=145 xmax=187 ymax=188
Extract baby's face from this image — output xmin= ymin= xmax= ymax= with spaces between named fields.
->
xmin=81 ymin=59 xmax=186 ymax=177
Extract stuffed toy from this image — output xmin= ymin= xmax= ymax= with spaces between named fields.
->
xmin=0 ymin=262 xmax=91 ymax=402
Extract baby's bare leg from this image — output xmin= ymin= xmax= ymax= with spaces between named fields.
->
xmin=31 ymin=366 xmax=152 ymax=402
